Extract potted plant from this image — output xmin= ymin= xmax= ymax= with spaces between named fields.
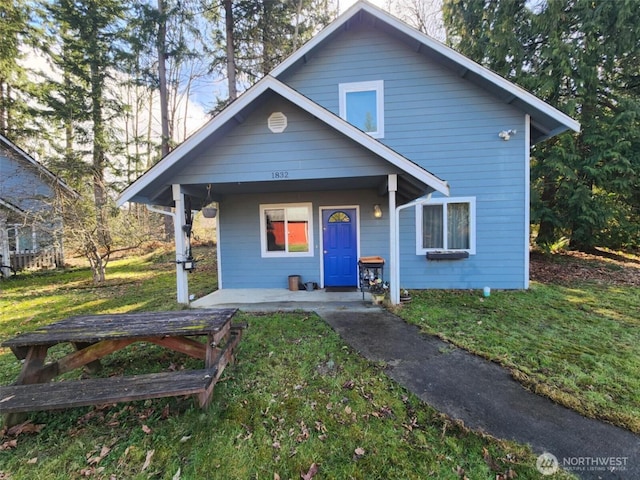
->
xmin=369 ymin=278 xmax=389 ymax=304
xmin=400 ymin=288 xmax=412 ymax=303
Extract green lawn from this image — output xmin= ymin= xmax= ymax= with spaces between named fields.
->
xmin=395 ymin=279 xmax=640 ymax=434
xmin=2 ymin=245 xmax=625 ymax=478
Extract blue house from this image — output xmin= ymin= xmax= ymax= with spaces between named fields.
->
xmin=0 ymin=134 xmax=76 ymax=272
xmin=117 ymin=1 xmax=579 ymax=304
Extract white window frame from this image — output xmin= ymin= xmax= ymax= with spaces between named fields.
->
xmin=415 ymin=197 xmax=476 ymax=255
xmin=260 ymin=203 xmax=314 ymax=258
xmin=339 ymin=80 xmax=385 ymax=138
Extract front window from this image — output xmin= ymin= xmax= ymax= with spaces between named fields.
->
xmin=8 ymin=225 xmax=36 ymax=253
xmin=260 ymin=203 xmax=313 ymax=257
xmin=416 ymin=198 xmax=476 ymax=254
xmin=339 ymin=80 xmax=384 ymax=138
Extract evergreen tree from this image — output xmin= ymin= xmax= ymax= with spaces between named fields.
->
xmin=37 ymin=0 xmax=129 ymax=281
xmin=205 ymin=0 xmax=336 ymax=108
xmin=444 ymin=0 xmax=640 ymax=250
xmin=0 ymin=0 xmax=33 ymax=141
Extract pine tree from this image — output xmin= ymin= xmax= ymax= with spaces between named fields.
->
xmin=444 ymin=0 xmax=640 ymax=250
xmin=37 ymin=0 xmax=129 ymax=281
xmin=0 ymin=0 xmax=32 ymax=141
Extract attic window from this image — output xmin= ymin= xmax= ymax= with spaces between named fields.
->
xmin=268 ymin=112 xmax=287 ymax=133
xmin=339 ymin=80 xmax=384 ymax=138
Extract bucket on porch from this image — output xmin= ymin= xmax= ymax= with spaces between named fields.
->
xmin=288 ymin=275 xmax=301 ymax=291
xmin=304 ymin=282 xmax=315 ymax=292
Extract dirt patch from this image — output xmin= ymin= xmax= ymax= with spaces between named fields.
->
xmin=530 ymin=249 xmax=640 ymax=286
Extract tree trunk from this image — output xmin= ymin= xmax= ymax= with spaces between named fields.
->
xmin=224 ymin=0 xmax=237 ymax=100
xmin=536 ymin=175 xmax=558 ymax=246
xmin=90 ymin=58 xmax=110 ymax=283
xmin=157 ymin=0 xmax=170 ymax=158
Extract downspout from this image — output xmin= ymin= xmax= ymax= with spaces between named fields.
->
xmin=389 ymin=192 xmax=433 ymax=305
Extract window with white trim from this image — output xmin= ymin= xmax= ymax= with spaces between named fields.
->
xmin=416 ymin=197 xmax=476 ymax=254
xmin=260 ymin=203 xmax=313 ymax=257
xmin=339 ymin=80 xmax=384 ymax=138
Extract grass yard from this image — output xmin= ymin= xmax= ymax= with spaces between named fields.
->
xmin=395 ymin=250 xmax=640 ymax=434
xmin=1 ymin=245 xmax=634 ymax=479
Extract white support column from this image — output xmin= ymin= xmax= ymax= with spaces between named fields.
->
xmin=388 ymin=174 xmax=399 ymax=305
xmin=0 ymin=214 xmax=11 ymax=278
xmin=172 ymin=184 xmax=189 ymax=304
xmin=215 ymin=203 xmax=222 ymax=289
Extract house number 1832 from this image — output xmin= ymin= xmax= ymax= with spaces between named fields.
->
xmin=271 ymin=171 xmax=289 ymax=179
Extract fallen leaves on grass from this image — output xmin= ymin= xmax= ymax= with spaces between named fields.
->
xmin=0 ymin=421 xmax=45 ymax=450
xmin=483 ymin=447 xmax=518 ymax=479
xmin=1 ymin=421 xmax=44 ymax=437
xmin=300 ymin=462 xmax=318 ymax=480
xmin=87 ymin=445 xmax=111 ymax=466
xmin=353 ymin=447 xmax=365 ymax=460
xmin=454 ymin=465 xmax=469 ymax=479
xmin=342 ymin=379 xmax=355 ymax=390
xmin=141 ymin=449 xmax=155 ymax=472
xmin=0 ymin=440 xmax=17 ymax=451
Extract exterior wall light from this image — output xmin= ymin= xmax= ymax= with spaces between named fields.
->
xmin=498 ymin=129 xmax=517 ymax=141
xmin=373 ymin=204 xmax=383 ymax=219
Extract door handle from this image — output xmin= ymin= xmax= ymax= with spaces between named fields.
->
xmin=323 ymin=250 xmax=327 ymax=254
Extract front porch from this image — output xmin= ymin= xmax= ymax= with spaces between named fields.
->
xmin=190 ymin=288 xmax=378 ymax=310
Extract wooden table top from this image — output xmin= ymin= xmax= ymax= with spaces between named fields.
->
xmin=2 ymin=308 xmax=238 ymax=348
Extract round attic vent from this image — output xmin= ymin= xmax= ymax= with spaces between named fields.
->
xmin=268 ymin=112 xmax=287 ymax=133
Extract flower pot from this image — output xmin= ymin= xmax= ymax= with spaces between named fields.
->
xmin=202 ymin=207 xmax=217 ymax=218
xmin=371 ymin=294 xmax=386 ymax=305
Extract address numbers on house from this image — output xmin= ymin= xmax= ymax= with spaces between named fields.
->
xmin=271 ymin=171 xmax=289 ymax=179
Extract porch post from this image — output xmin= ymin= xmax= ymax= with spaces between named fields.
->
xmin=172 ymin=184 xmax=189 ymax=304
xmin=388 ymin=174 xmax=398 ymax=305
xmin=0 ymin=213 xmax=10 ymax=278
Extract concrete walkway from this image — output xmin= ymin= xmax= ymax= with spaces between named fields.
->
xmin=192 ymin=292 xmax=640 ymax=479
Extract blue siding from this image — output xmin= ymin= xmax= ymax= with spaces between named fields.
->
xmin=174 ymin=96 xmax=401 ymax=186
xmin=281 ymin=25 xmax=529 ymax=289
xmin=0 ymin=153 xmax=55 ymax=212
xmin=219 ymin=190 xmax=390 ymax=289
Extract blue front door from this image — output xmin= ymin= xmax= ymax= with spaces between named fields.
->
xmin=322 ymin=208 xmax=358 ymax=287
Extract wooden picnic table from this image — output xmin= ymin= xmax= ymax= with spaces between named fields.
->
xmin=0 ymin=309 xmax=245 ymax=426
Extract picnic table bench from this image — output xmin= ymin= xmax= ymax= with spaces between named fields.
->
xmin=0 ymin=309 xmax=245 ymax=426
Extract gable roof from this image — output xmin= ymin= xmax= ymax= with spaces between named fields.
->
xmin=271 ymin=0 xmax=580 ymax=143
xmin=117 ymin=75 xmax=449 ymax=207
xmin=0 ymin=134 xmax=78 ymax=200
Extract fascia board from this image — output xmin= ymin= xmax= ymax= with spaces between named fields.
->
xmin=0 ymin=198 xmax=24 ymax=214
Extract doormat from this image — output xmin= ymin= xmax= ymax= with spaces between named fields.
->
xmin=325 ymin=287 xmax=358 ymax=292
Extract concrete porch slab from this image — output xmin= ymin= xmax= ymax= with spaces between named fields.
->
xmin=189 ymin=288 xmax=380 ymax=312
